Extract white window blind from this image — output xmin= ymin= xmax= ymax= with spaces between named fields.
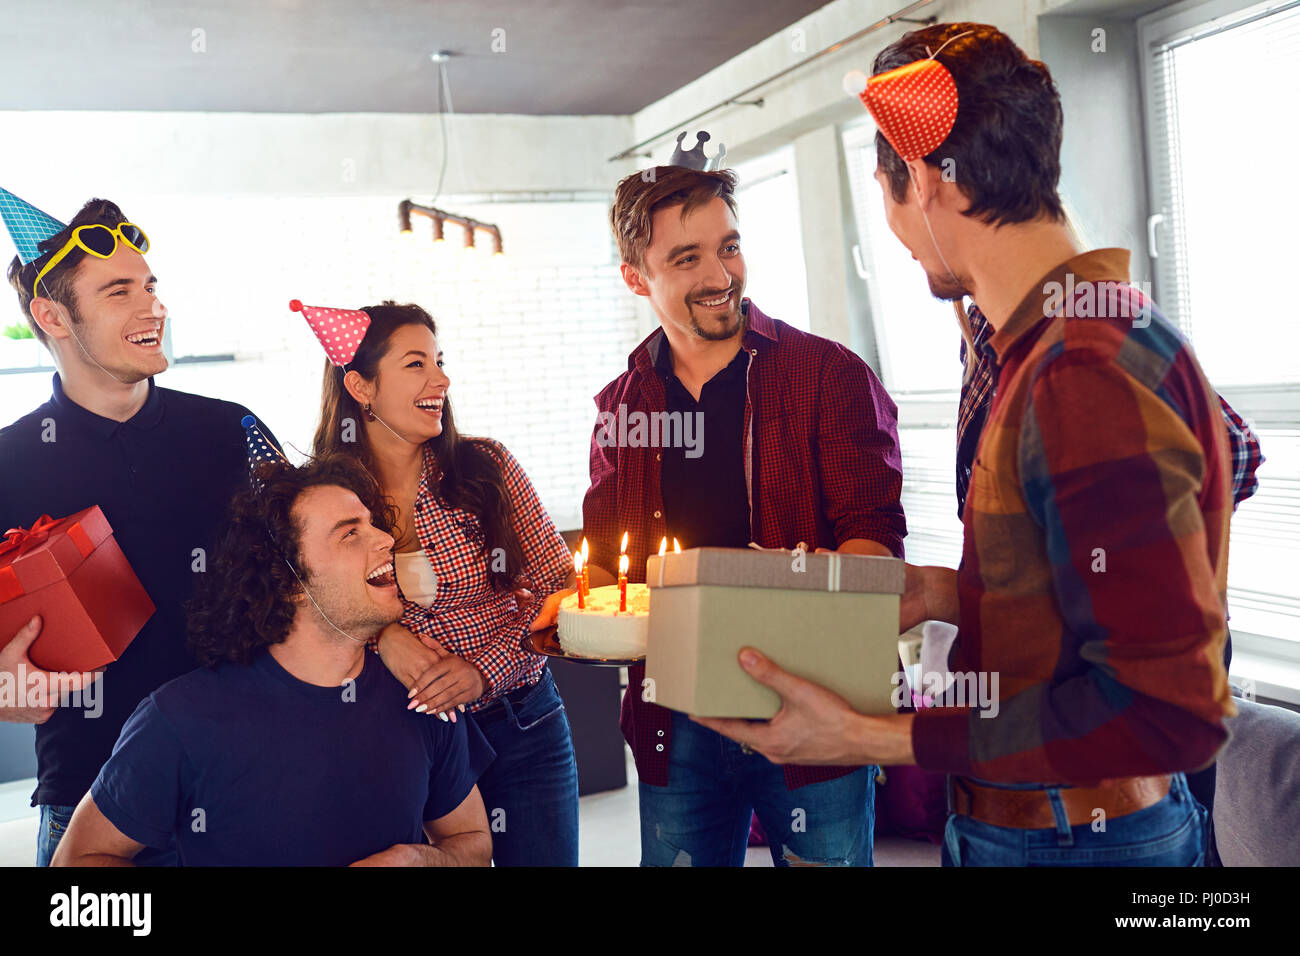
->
xmin=841 ymin=120 xmax=963 ymax=568
xmin=1142 ymin=0 xmax=1300 ymax=385
xmin=1140 ymin=0 xmax=1300 ymax=655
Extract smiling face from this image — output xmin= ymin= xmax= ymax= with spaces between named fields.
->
xmin=40 ymin=245 xmax=169 ymax=381
xmin=348 ymin=322 xmax=450 ymax=443
xmin=290 ymin=483 xmax=401 ymax=640
xmin=622 ymin=196 xmax=747 ymax=343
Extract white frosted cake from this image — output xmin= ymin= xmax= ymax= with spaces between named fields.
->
xmin=557 ymin=584 xmax=650 ymax=659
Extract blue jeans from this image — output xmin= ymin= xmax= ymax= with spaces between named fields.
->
xmin=36 ymin=803 xmax=75 ymax=867
xmin=470 ymin=667 xmax=579 ymax=866
xmin=639 ymin=709 xmax=876 ymax=866
xmin=941 ymin=772 xmax=1207 ymax=866
xmin=39 ymin=801 xmax=179 ymax=866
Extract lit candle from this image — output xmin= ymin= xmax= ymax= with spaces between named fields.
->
xmin=579 ymin=537 xmax=590 ymax=598
xmin=574 ymin=551 xmax=585 ymax=609
xmin=673 ymin=537 xmax=682 ymax=553
xmin=618 ymin=553 xmax=630 ymax=612
xmin=658 ymin=537 xmax=667 ymax=557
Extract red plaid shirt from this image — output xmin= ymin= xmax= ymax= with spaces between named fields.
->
xmin=399 ymin=440 xmax=572 ymax=710
xmin=582 ymin=300 xmax=907 ymax=789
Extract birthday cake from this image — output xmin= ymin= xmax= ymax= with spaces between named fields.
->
xmin=557 ymin=584 xmax=650 ymax=660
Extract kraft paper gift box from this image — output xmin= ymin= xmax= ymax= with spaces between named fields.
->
xmin=0 ymin=507 xmax=155 ymax=673
xmin=645 ymin=546 xmax=905 ymax=718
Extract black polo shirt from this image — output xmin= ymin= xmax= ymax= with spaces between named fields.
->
xmin=654 ymin=339 xmax=752 ymax=549
xmin=0 ymin=373 xmax=274 ymax=809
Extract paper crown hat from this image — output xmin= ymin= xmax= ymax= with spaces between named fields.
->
xmin=290 ymin=299 xmax=371 ymax=367
xmin=0 ymin=187 xmax=67 ymax=264
xmin=845 ymin=31 xmax=972 ymax=162
xmin=241 ymin=414 xmax=288 ymax=490
xmin=669 ymin=130 xmax=727 ymax=171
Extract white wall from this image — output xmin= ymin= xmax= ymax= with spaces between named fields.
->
xmin=1038 ymin=13 xmax=1154 ymax=286
xmin=0 ymin=111 xmax=632 ymax=198
xmin=0 ymin=111 xmax=640 ymax=532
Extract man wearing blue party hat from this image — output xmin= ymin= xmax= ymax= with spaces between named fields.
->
xmin=0 ymin=187 xmax=279 ymax=865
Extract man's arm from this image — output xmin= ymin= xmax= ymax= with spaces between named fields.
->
xmin=833 ymin=538 xmax=893 ymax=557
xmin=51 ymin=793 xmax=146 ymax=867
xmin=350 ymin=786 xmax=492 ymax=867
xmin=816 ymin=346 xmax=907 ymax=556
xmin=423 ymin=785 xmax=491 ymax=865
xmin=1216 ymin=392 xmax=1264 ymax=508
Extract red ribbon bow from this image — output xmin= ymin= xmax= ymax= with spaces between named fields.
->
xmin=0 ymin=514 xmax=59 ymax=558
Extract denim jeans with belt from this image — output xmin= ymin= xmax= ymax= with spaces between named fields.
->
xmin=470 ymin=666 xmax=579 ymax=866
xmin=638 ymin=709 xmax=876 ymax=867
xmin=941 ymin=771 xmax=1207 ymax=866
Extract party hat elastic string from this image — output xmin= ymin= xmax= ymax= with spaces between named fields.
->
xmin=289 ymin=298 xmax=423 ymax=447
xmin=241 ymin=413 xmax=368 ymax=646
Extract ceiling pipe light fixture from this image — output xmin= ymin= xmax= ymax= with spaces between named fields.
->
xmin=398 ymin=200 xmax=503 ymax=259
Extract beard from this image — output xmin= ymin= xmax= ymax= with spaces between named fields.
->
xmin=309 ymin=586 xmax=399 ymax=644
xmin=686 ymin=282 xmax=745 ymax=341
xmin=925 ymin=268 xmax=969 ymax=302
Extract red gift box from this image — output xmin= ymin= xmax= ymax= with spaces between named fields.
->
xmin=0 ymin=507 xmax=155 ymax=672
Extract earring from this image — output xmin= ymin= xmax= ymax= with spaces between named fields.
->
xmin=363 ymin=403 xmax=376 ymax=422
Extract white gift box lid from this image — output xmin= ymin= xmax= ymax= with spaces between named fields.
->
xmin=645 ymin=545 xmax=904 ymax=594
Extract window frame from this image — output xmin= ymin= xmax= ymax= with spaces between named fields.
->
xmin=1139 ymin=0 xmax=1300 ymax=698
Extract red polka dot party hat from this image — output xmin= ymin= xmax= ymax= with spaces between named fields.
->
xmin=289 ymin=298 xmax=371 ymax=367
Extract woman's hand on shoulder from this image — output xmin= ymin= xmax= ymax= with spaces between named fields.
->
xmin=377 ymin=622 xmax=446 ymax=688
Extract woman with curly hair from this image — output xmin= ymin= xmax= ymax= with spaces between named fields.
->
xmin=311 ymin=300 xmax=579 ymax=867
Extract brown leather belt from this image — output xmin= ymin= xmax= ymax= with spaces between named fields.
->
xmin=949 ymin=774 xmax=1171 ymax=829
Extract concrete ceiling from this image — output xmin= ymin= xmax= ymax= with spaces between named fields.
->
xmin=0 ymin=0 xmax=834 ymax=114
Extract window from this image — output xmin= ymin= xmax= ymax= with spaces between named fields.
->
xmin=731 ymin=147 xmax=810 ymax=332
xmin=1140 ymin=0 xmax=1300 ymax=677
xmin=842 ymin=119 xmax=964 ymax=568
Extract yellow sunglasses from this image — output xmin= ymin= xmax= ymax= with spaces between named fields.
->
xmin=31 ymin=222 xmax=150 ymax=296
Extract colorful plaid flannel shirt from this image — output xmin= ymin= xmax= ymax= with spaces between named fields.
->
xmin=914 ymin=249 xmax=1237 ymax=784
xmin=957 ymin=304 xmax=1263 ymax=515
xmin=398 ymin=440 xmax=572 ymax=710
xmin=582 ymin=299 xmax=907 ymax=789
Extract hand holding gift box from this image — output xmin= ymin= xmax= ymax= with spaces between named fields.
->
xmin=0 ymin=507 xmax=155 ymax=674
xmin=690 ymin=556 xmax=963 ymax=768
xmin=645 ymin=545 xmax=905 ymax=720
xmin=0 ymin=614 xmax=100 ymax=721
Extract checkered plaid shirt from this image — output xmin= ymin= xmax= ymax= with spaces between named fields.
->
xmin=398 ymin=440 xmax=572 ymax=710
xmin=916 ymin=250 xmax=1236 ymax=782
xmin=957 ymin=303 xmax=1263 ymax=515
xmin=582 ymin=299 xmax=907 ymax=789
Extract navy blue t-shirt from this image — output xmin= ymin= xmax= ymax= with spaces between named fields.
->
xmin=90 ymin=649 xmax=495 ymax=866
xmin=0 ymin=373 xmax=274 ymax=808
